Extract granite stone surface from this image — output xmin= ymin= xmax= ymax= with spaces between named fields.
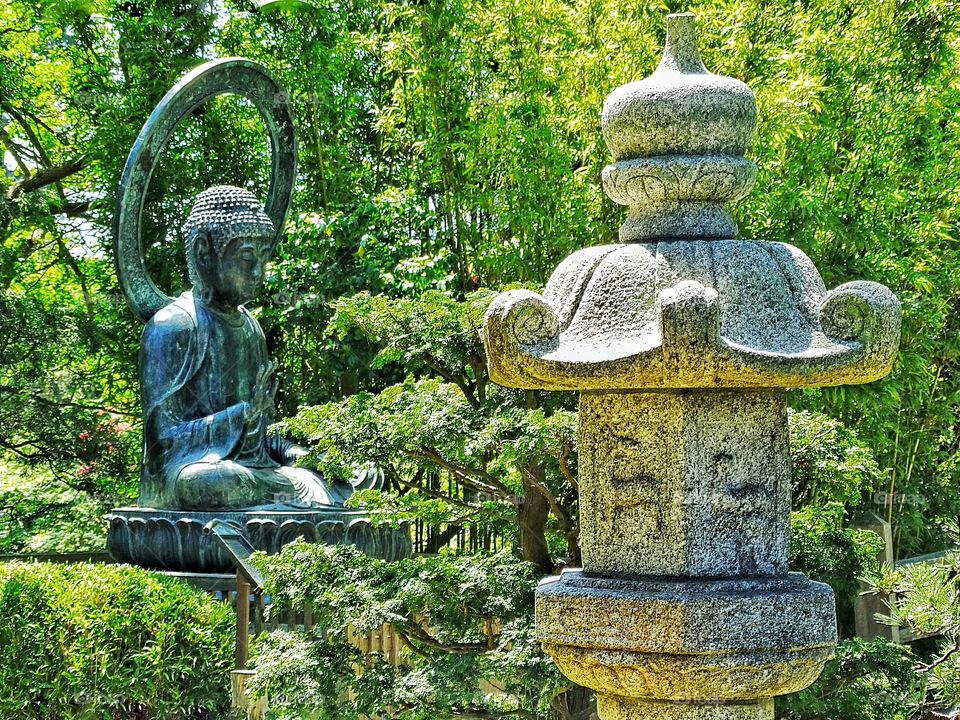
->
xmin=536 ymin=571 xmax=837 ymax=655
xmin=601 ymin=15 xmax=756 ymax=162
xmin=576 ymin=390 xmax=791 ymax=577
xmin=483 ymin=240 xmax=901 ymax=391
xmin=481 ymin=10 xmax=899 ymax=720
xmin=600 ymin=12 xmax=755 ymax=241
xmin=598 ymin=698 xmax=774 ymax=720
xmin=545 ymin=642 xmax=832 ymax=701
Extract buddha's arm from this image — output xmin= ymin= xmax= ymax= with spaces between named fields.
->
xmin=154 ymin=404 xmax=247 ymax=464
xmin=140 ymin=307 xmax=247 ymax=470
xmin=266 ymin=434 xmax=309 ymax=465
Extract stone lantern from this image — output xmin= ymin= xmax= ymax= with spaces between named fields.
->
xmin=482 ymin=12 xmax=900 ymax=720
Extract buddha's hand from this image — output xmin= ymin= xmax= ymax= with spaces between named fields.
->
xmin=245 ymin=360 xmax=279 ymax=429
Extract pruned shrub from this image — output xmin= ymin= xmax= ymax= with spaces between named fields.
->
xmin=0 ymin=561 xmax=234 ymax=719
xmin=776 ymin=637 xmax=921 ymax=720
xmin=248 ymin=542 xmax=565 ymax=720
xmin=790 ymin=502 xmax=885 ymax=636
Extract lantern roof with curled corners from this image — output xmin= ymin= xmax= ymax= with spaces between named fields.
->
xmin=482 ymin=13 xmax=900 ymax=391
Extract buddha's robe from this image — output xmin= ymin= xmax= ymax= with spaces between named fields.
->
xmin=139 ymin=291 xmax=347 ymax=510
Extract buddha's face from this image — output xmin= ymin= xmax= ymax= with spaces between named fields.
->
xmin=197 ymin=233 xmax=270 ymax=308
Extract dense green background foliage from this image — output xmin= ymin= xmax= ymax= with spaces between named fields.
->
xmin=4 ymin=0 xmax=960 ymax=717
xmin=777 ymin=637 xmax=921 ymax=720
xmin=0 ymin=561 xmax=234 ymax=718
xmin=3 ymin=0 xmax=959 ymax=556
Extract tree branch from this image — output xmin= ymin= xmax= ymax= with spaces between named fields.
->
xmin=0 ymin=438 xmax=48 ymax=462
xmin=7 ymin=158 xmax=86 ymax=200
xmin=522 ymin=463 xmax=573 ymax=531
xmin=53 ymin=233 xmax=95 ymax=317
xmin=51 ymin=200 xmax=92 ymax=218
xmin=399 ymin=621 xmax=493 ymax=655
xmin=10 ymin=104 xmax=61 ymax=140
xmin=0 ymin=129 xmax=31 ymax=175
xmin=557 ymin=443 xmax=578 ymax=491
xmin=421 ymin=352 xmax=478 ymax=408
xmin=397 ymin=477 xmax=480 ymax=511
xmin=1 ymin=103 xmax=55 ymax=168
xmin=0 ymin=385 xmax=137 ymax=416
xmin=917 ymin=638 xmax=960 ymax=673
xmin=409 ymin=447 xmax=509 ymax=495
xmin=389 ymin=627 xmax=432 ymax=660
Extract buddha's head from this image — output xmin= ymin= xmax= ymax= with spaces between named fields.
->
xmin=183 ymin=185 xmax=275 ymax=308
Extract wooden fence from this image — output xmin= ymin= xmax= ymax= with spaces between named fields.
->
xmin=165 ymin=569 xmax=408 ymax=718
xmin=853 ymin=513 xmax=952 ymax=644
xmin=409 ymin=470 xmax=512 ymax=554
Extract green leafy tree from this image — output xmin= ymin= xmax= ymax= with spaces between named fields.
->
xmin=250 ymin=542 xmax=571 ymax=720
xmin=869 ymin=528 xmax=960 ymax=715
xmin=6 ymin=0 xmax=960 ymax=560
xmin=790 ymin=504 xmax=884 ymax=637
xmin=0 ymin=0 xmax=225 ymax=546
xmin=278 ymin=290 xmax=580 ymax=573
xmin=775 ymin=637 xmax=920 ymax=720
xmin=789 ymin=410 xmax=887 ymax=509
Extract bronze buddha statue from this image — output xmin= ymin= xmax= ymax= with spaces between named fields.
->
xmin=139 ymin=185 xmax=356 ymax=510
xmin=108 ymin=59 xmax=406 ymax=572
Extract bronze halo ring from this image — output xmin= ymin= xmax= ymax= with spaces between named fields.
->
xmin=113 ymin=58 xmax=297 ymax=323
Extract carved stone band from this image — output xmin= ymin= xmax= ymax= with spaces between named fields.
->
xmin=106 ymin=507 xmax=412 ymax=573
xmin=601 ymin=155 xmax=757 ymax=207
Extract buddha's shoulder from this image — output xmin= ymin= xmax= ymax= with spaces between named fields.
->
xmin=238 ymin=305 xmax=263 ymax=330
xmin=144 ymin=293 xmax=199 ymax=336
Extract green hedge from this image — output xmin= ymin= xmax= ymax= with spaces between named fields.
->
xmin=0 ymin=561 xmax=234 ymax=719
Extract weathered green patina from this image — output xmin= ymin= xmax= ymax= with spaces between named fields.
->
xmin=108 ymin=59 xmax=410 ymax=571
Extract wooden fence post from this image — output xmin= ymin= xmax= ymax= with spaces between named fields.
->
xmin=231 ymin=669 xmax=267 ymax=719
xmin=236 ymin=577 xmax=251 ymax=669
xmin=852 ymin=512 xmax=900 ymax=643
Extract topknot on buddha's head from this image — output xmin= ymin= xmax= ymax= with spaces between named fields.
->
xmin=184 ymin=185 xmax=275 ymax=286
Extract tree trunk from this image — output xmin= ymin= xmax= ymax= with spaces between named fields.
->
xmin=426 ymin=523 xmax=463 ymax=553
xmin=519 ymin=390 xmax=554 ymax=574
xmin=519 ymin=464 xmax=552 ymax=574
xmin=566 ymin=528 xmax=582 ymax=568
xmin=551 ymin=685 xmax=596 ymax=720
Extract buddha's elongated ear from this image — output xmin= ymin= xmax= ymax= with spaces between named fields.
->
xmin=194 ymin=230 xmax=214 ymax=259
xmin=191 ymin=230 xmax=218 ymax=294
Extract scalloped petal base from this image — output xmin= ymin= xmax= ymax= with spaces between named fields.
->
xmin=106 ymin=507 xmax=411 ymax=572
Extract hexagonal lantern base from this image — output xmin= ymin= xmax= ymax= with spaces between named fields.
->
xmin=598 ymin=697 xmax=773 ymax=720
xmin=537 ymin=571 xmax=836 ymax=715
